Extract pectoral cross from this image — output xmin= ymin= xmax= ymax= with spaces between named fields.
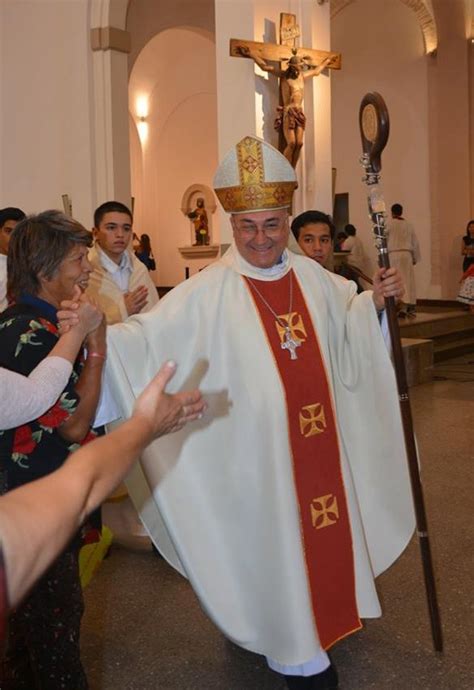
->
xmin=281 ymin=326 xmax=301 ymax=360
xmin=230 ymin=14 xmax=341 ymax=167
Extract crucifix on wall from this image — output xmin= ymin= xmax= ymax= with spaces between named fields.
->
xmin=230 ymin=13 xmax=341 ymax=168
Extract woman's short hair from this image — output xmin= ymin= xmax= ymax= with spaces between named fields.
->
xmin=7 ymin=210 xmax=92 ymax=299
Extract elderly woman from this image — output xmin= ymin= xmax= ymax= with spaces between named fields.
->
xmin=0 ymin=210 xmax=106 ymax=689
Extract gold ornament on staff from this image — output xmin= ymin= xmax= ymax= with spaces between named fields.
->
xmin=359 ymin=91 xmax=443 ymax=654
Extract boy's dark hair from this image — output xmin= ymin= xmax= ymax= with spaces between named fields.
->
xmin=291 ymin=210 xmax=335 ymax=241
xmin=0 ymin=207 xmax=26 ymax=228
xmin=391 ymin=203 xmax=403 ymax=217
xmin=344 ymin=224 xmax=356 ymax=236
xmin=94 ymin=201 xmax=133 ymax=228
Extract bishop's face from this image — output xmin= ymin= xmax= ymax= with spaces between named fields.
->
xmin=231 ymin=209 xmax=290 ymax=269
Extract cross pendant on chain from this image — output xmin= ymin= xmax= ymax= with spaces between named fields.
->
xmin=281 ymin=327 xmax=301 ymax=360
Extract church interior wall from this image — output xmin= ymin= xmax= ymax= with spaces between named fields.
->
xmin=331 ymin=0 xmax=434 ymax=297
xmin=213 ymin=0 xmax=333 ymax=245
xmin=1 ymin=0 xmax=470 ymax=297
xmin=214 ymin=0 xmax=257 ymax=245
xmin=128 ymin=27 xmax=218 ymax=286
xmin=126 ymin=0 xmax=215 ymax=74
xmin=252 ymin=1 xmax=333 ymax=216
xmin=0 ymin=0 xmax=96 ymax=227
xmin=252 ymin=1 xmax=285 ymax=149
xmin=427 ymin=0 xmax=472 ymax=298
xmin=470 ymin=36 xmax=474 ymax=216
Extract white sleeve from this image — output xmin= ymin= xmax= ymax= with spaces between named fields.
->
xmin=92 ymin=365 xmax=121 ymax=427
xmin=0 ymin=357 xmax=73 ymax=430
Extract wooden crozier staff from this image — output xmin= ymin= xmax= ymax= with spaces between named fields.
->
xmin=359 ymin=92 xmax=443 ymax=653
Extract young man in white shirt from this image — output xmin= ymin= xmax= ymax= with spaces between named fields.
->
xmin=87 ymin=201 xmax=158 ymax=325
xmin=86 ymin=202 xmax=160 ymax=542
xmin=0 ymin=207 xmax=26 ymax=311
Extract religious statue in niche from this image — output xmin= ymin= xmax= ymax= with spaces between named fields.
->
xmin=187 ymin=197 xmax=210 ymax=246
xmin=231 ymin=13 xmax=341 ymax=168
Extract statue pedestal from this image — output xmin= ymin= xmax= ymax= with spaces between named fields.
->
xmin=178 ymin=245 xmax=220 ymax=259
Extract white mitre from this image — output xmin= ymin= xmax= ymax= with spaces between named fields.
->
xmin=213 ymin=135 xmax=297 ymax=214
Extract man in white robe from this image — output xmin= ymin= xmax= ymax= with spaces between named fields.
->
xmin=104 ymin=136 xmax=414 ymax=690
xmin=387 ymin=203 xmax=421 ymax=316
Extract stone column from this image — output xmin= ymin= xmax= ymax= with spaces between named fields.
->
xmin=214 ymin=0 xmax=333 ymax=244
xmin=215 ymin=0 xmax=256 ymax=245
xmin=90 ymin=24 xmax=132 ymax=206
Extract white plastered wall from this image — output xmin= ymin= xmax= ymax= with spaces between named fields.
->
xmin=0 ymin=0 xmax=96 ymax=226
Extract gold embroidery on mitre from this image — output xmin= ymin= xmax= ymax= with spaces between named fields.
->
xmin=310 ymin=494 xmax=339 ymax=529
xmin=299 ymin=403 xmax=326 ymax=438
xmin=214 ymin=182 xmax=296 ymax=213
xmin=275 ymin=312 xmax=307 ymax=345
xmin=237 ymin=136 xmax=264 ymax=186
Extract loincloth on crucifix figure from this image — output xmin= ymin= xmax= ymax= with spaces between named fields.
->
xmin=275 ymin=105 xmax=306 ymax=132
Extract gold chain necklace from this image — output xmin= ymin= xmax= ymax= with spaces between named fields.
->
xmin=246 ymin=271 xmax=301 ymax=360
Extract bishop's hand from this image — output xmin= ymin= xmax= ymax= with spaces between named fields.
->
xmin=372 ymin=267 xmax=404 ymax=311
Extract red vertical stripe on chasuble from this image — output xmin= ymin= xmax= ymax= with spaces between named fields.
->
xmin=243 ymin=269 xmax=361 ymax=649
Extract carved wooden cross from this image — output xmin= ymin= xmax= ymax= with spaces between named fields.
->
xmin=230 ymin=13 xmax=341 ymax=167
xmin=230 ymin=14 xmax=341 ymax=70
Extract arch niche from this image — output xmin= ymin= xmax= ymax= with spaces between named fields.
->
xmin=331 ymin=0 xmax=437 ymax=53
xmin=90 ymin=0 xmax=218 ymax=286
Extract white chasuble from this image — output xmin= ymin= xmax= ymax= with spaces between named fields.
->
xmin=104 ymin=246 xmax=415 ymax=665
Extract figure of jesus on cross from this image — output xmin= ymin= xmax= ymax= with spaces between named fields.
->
xmin=231 ymin=13 xmax=341 ymax=168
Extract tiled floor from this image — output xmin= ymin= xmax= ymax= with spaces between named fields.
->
xmin=82 ymin=361 xmax=474 ymax=689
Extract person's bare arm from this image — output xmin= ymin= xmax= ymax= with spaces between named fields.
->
xmin=58 ymin=318 xmax=106 ymax=443
xmin=0 ymin=360 xmax=206 ymax=608
xmin=236 ymin=45 xmax=283 ymax=76
xmin=302 ymin=55 xmax=335 ymax=79
xmin=50 ymin=297 xmax=103 ymax=363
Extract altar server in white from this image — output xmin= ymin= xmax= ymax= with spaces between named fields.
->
xmin=104 ymin=136 xmax=414 ymax=690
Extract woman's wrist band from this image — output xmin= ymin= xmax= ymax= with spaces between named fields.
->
xmin=88 ymin=351 xmax=106 ymax=361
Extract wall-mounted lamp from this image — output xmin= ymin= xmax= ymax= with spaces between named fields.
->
xmin=136 ymin=96 xmax=149 ymax=144
xmin=137 ymin=118 xmax=148 ymax=144
xmin=136 ymin=96 xmax=149 ymax=119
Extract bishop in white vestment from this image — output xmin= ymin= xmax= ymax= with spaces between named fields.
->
xmin=104 ymin=136 xmax=414 ymax=690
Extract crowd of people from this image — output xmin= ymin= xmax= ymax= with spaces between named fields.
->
xmin=0 ymin=133 xmax=465 ymax=689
